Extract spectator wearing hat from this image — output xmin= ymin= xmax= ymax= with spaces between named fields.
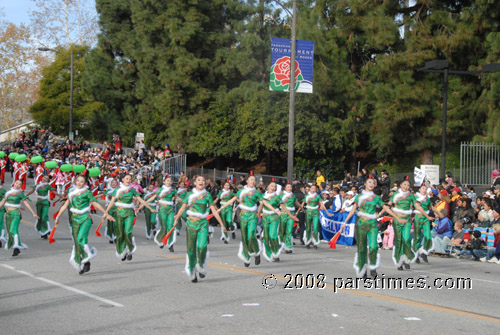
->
xmin=457 ymin=230 xmax=487 ymax=260
xmin=434 ymin=189 xmax=451 ymax=217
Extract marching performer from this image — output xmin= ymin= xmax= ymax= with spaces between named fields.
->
xmin=413 ymin=184 xmax=435 ymax=263
xmin=34 ymin=162 xmax=45 ymax=185
xmin=260 ymin=182 xmax=297 ymax=262
xmin=280 ymin=183 xmax=301 ymax=253
xmin=55 ymin=175 xmax=113 ymax=274
xmin=0 ymin=180 xmax=39 ymax=256
xmin=176 ymin=181 xmax=188 ymax=235
xmin=174 ymin=175 xmax=226 ymax=283
xmin=389 ymin=177 xmax=430 ymax=270
xmin=0 ymin=179 xmax=7 ymax=247
xmin=214 ymin=181 xmax=236 ymax=243
xmin=26 ymin=175 xmax=56 ymax=239
xmin=18 ymin=161 xmax=28 ymax=191
xmin=219 ymin=175 xmax=277 ymax=267
xmin=142 ymin=184 xmax=159 ymax=241
xmin=342 ymin=176 xmax=401 ymax=278
xmin=145 ymin=177 xmax=177 ymax=250
xmin=104 ymin=179 xmax=118 ymax=243
xmin=104 ymin=174 xmax=156 ymax=261
xmin=0 ymin=153 xmax=6 ymax=183
xmin=301 ymin=184 xmax=330 ymax=249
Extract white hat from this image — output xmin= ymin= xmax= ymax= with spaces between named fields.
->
xmin=347 ymin=191 xmax=354 ymax=196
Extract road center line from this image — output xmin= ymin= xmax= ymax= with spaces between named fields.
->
xmin=0 ymin=264 xmax=123 ymax=308
xmin=141 ymin=250 xmax=500 ymax=323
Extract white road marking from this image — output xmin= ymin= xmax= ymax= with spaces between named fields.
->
xmin=0 ymin=264 xmax=123 ymax=307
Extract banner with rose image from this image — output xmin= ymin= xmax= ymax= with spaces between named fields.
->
xmin=270 ymin=38 xmax=314 ymax=93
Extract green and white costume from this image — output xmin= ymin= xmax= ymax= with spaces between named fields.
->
xmin=176 ymin=187 xmax=188 ymax=232
xmin=236 ymin=186 xmax=263 ymax=265
xmin=104 ymin=187 xmax=117 ymax=242
xmin=111 ymin=184 xmax=139 ymax=259
xmin=0 ymin=187 xmax=7 ymax=245
xmin=413 ymin=193 xmax=434 ymax=256
xmin=143 ymin=190 xmax=158 ymax=240
xmin=391 ymin=189 xmax=418 ymax=267
xmin=303 ymin=192 xmax=322 ymax=246
xmin=261 ymin=191 xmax=284 ymax=262
xmin=280 ymin=191 xmax=296 ymax=252
xmin=155 ymin=186 xmax=177 ymax=248
xmin=68 ymin=186 xmax=98 ymax=271
xmin=182 ymin=188 xmax=213 ymax=280
xmin=3 ymin=188 xmax=28 ymax=250
xmin=353 ymin=190 xmax=383 ymax=277
xmin=218 ymin=189 xmax=236 ymax=242
xmin=33 ymin=182 xmax=53 ymax=236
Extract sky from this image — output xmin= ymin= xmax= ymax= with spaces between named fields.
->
xmin=0 ymin=0 xmax=96 ymax=25
xmin=1 ymin=0 xmax=37 ymax=25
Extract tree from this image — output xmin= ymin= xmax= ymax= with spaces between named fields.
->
xmin=0 ymin=10 xmax=49 ymax=130
xmin=30 ymin=0 xmax=98 ymax=47
xmin=30 ymin=45 xmax=102 ymax=138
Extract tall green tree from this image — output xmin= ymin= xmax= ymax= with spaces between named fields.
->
xmin=30 ymin=45 xmax=101 ymax=138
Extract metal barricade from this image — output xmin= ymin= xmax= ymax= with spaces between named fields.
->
xmin=460 ymin=142 xmax=500 ymax=186
xmin=161 ymin=154 xmax=187 ymax=182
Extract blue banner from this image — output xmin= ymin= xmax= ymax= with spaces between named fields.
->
xmin=320 ymin=210 xmax=356 ymax=246
xmin=270 ymin=38 xmax=314 ymax=93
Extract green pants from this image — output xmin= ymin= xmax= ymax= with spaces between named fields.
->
xmin=185 ymin=218 xmax=208 ymax=280
xmin=35 ymin=202 xmax=51 ymax=236
xmin=413 ymin=215 xmax=433 ymax=255
xmin=144 ymin=207 xmax=157 ymax=239
xmin=115 ymin=212 xmax=136 ymax=258
xmin=393 ymin=216 xmax=416 ymax=266
xmin=280 ymin=212 xmax=294 ymax=251
xmin=0 ymin=208 xmax=6 ymax=243
xmin=304 ymin=209 xmax=319 ymax=246
xmin=220 ymin=207 xmax=233 ymax=241
xmin=105 ymin=207 xmax=117 ymax=242
xmin=262 ymin=214 xmax=283 ymax=261
xmin=354 ymin=218 xmax=379 ymax=277
xmin=237 ymin=210 xmax=261 ymax=264
xmin=156 ymin=205 xmax=175 ymax=247
xmin=69 ymin=213 xmax=96 ymax=270
xmin=5 ymin=209 xmax=27 ymax=250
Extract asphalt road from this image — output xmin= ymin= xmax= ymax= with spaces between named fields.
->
xmin=1 ymin=176 xmax=499 ymax=334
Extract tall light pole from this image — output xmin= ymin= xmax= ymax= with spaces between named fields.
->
xmin=418 ymin=60 xmax=500 ymax=180
xmin=38 ymin=47 xmax=74 ymax=141
xmin=273 ymin=0 xmax=297 ymax=182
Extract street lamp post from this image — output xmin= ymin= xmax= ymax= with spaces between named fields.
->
xmin=273 ymin=0 xmax=297 ymax=182
xmin=38 ymin=47 xmax=74 ymax=141
xmin=418 ymin=60 xmax=500 ymax=180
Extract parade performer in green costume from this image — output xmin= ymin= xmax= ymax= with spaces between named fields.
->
xmin=104 ymin=179 xmax=118 ymax=243
xmin=301 ymin=184 xmax=330 ymax=249
xmin=176 ymin=181 xmax=188 ymax=235
xmin=142 ymin=184 xmax=158 ymax=240
xmin=389 ymin=177 xmax=430 ymax=270
xmin=56 ymin=175 xmax=113 ymax=274
xmin=105 ymin=174 xmax=156 ymax=261
xmin=174 ymin=175 xmax=226 ymax=283
xmin=0 ymin=180 xmax=39 ymax=256
xmin=145 ymin=176 xmax=177 ymax=251
xmin=26 ymin=175 xmax=55 ymax=239
xmin=260 ymin=182 xmax=297 ymax=262
xmin=0 ymin=179 xmax=7 ymax=248
xmin=342 ymin=177 xmax=402 ymax=278
xmin=279 ymin=183 xmax=301 ymax=253
xmin=214 ymin=181 xmax=236 ymax=243
xmin=219 ymin=175 xmax=278 ymax=267
xmin=412 ymin=184 xmax=435 ymax=263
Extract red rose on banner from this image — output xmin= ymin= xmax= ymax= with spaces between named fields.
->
xmin=273 ymin=56 xmax=301 ymax=86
